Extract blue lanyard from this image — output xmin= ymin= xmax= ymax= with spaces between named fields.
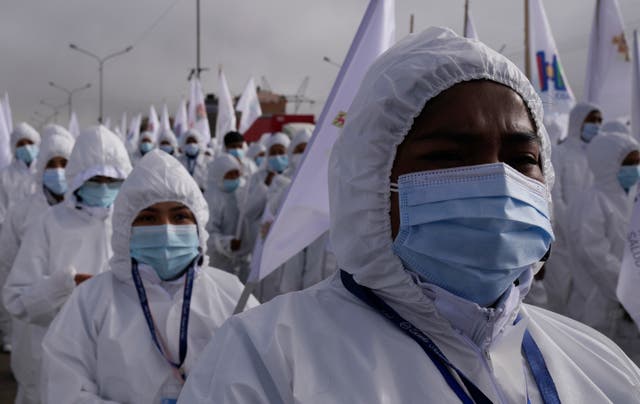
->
xmin=340 ymin=270 xmax=561 ymax=404
xmin=131 ymin=258 xmax=197 ymax=381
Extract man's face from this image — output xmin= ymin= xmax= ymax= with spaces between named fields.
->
xmin=582 ymin=109 xmax=603 ymax=128
xmin=390 ymin=80 xmax=543 ymax=239
xmin=226 ymin=141 xmax=244 ymax=151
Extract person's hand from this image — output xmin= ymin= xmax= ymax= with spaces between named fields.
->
xmin=230 ymin=238 xmax=242 ymax=251
xmin=74 ymin=273 xmax=93 ymax=286
xmin=260 ymin=221 xmax=273 ymax=239
xmin=265 ymin=172 xmax=275 ymax=186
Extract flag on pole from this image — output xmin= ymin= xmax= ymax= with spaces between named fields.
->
xmin=126 ymin=113 xmax=142 ymax=154
xmin=173 ymin=99 xmax=188 ymax=139
xmin=147 ymin=105 xmax=160 ymax=140
xmin=120 ymin=112 xmax=128 ymax=140
xmin=631 ymin=30 xmax=640 ymax=141
xmin=188 ymin=78 xmax=212 ymax=145
xmin=104 ymin=117 xmax=112 ymax=131
xmin=0 ymin=104 xmax=11 ymax=169
xmin=3 ymin=93 xmax=12 ymax=134
xmin=161 ymin=104 xmax=171 ymax=132
xmin=584 ymin=0 xmax=631 ymax=119
xmin=236 ymin=77 xmax=262 ymax=133
xmin=216 ymin=68 xmax=237 ymax=147
xmin=255 ymin=0 xmax=396 ymax=282
xmin=618 ymin=185 xmax=640 ymax=329
xmin=527 ymin=0 xmax=575 ymax=140
xmin=464 ymin=3 xmax=479 ymax=40
xmin=68 ymin=111 xmax=80 ymax=138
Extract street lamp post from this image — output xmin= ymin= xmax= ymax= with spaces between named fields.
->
xmin=69 ymin=44 xmax=133 ymax=123
xmin=322 ymin=56 xmax=342 ymax=68
xmin=48 ymin=81 xmax=91 ymax=120
xmin=40 ymin=100 xmax=67 ymax=124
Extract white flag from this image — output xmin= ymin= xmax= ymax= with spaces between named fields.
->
xmin=618 ymin=187 xmax=640 ymax=330
xmin=256 ymin=0 xmax=396 ymax=281
xmin=632 ymin=30 xmax=640 ymax=141
xmin=173 ymin=99 xmax=188 ymax=139
xmin=528 ymin=0 xmax=575 ymax=122
xmin=126 ymin=113 xmax=142 ymax=154
xmin=0 ymin=104 xmax=11 ymax=169
xmin=147 ymin=105 xmax=160 ymax=140
xmin=216 ymin=69 xmax=237 ymax=147
xmin=120 ymin=112 xmax=128 ymax=140
xmin=464 ymin=8 xmax=479 ymax=40
xmin=68 ymin=111 xmax=80 ymax=138
xmin=3 ymin=93 xmax=12 ymax=134
xmin=188 ymin=78 xmax=211 ymax=145
xmin=104 ymin=117 xmax=112 ymax=131
xmin=161 ymin=104 xmax=171 ymax=132
xmin=584 ymin=0 xmax=631 ymax=119
xmin=236 ymin=77 xmax=262 ymax=133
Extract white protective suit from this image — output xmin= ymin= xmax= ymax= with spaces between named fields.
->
xmin=40 ymin=150 xmax=256 ymax=404
xmin=130 ymin=131 xmax=156 ymax=165
xmin=204 ymin=154 xmax=253 ymax=281
xmin=566 ymin=132 xmax=640 ymax=360
xmin=178 ymin=28 xmax=640 ymax=403
xmin=282 ymin=129 xmax=311 ymax=179
xmin=3 ymin=126 xmax=132 ymax=404
xmin=0 ymin=122 xmax=41 ymax=225
xmin=158 ymin=128 xmax=180 ymax=157
xmin=177 ymin=130 xmax=209 ymax=192
xmin=543 ymin=102 xmax=601 ymax=315
xmin=0 ymin=129 xmax=74 ymax=348
xmin=602 ymin=120 xmax=631 ymax=136
xmin=246 ymin=142 xmax=266 ymax=166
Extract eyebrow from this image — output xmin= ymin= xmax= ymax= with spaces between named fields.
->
xmin=503 ymin=131 xmax=541 ymax=146
xmin=170 ymin=206 xmax=189 ymax=212
xmin=414 ymin=132 xmax=480 ymax=143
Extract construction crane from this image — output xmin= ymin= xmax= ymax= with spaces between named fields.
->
xmin=260 ymin=75 xmax=315 ymax=113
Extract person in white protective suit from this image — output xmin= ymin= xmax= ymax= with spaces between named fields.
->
xmin=40 ymin=150 xmax=256 ymax=404
xmin=601 ymin=120 xmax=631 ymax=136
xmin=130 ymin=131 xmax=156 ymax=165
xmin=178 ymin=28 xmax=640 ymax=403
xmin=0 ymin=128 xmax=74 ymax=353
xmin=246 ymin=142 xmax=266 ymax=168
xmin=2 ymin=126 xmax=132 ymax=404
xmin=566 ymin=132 xmax=640 ymax=360
xmin=204 ymin=154 xmax=253 ymax=282
xmin=224 ymin=131 xmax=258 ymax=177
xmin=282 ymin=129 xmax=311 ymax=179
xmin=178 ymin=129 xmax=209 ymax=192
xmin=543 ymin=102 xmax=603 ymax=315
xmin=158 ymin=128 xmax=180 ymax=157
xmin=0 ymin=122 xmax=41 ymax=225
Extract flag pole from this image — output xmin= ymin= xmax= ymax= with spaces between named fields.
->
xmin=409 ymin=14 xmax=414 ymax=34
xmin=464 ymin=0 xmax=469 ymax=38
xmin=524 ymin=0 xmax=531 ymax=79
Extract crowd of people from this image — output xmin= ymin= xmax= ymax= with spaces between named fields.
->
xmin=0 ymin=27 xmax=639 ymax=403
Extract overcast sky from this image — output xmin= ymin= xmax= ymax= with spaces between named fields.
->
xmin=2 ymin=0 xmax=640 ymax=129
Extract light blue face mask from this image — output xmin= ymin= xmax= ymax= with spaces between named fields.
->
xmin=255 ymin=156 xmax=265 ymax=167
xmin=618 ymin=165 xmax=640 ymax=193
xmin=581 ymin=122 xmax=600 ymax=143
xmin=76 ymin=181 xmax=122 ymax=207
xmin=43 ymin=168 xmax=67 ymax=196
xmin=222 ymin=178 xmax=240 ymax=193
xmin=184 ymin=143 xmax=200 ymax=157
xmin=268 ymin=155 xmax=289 ymax=173
xmin=130 ymin=224 xmax=200 ymax=281
xmin=391 ymin=163 xmax=554 ymax=307
xmin=140 ymin=141 xmax=154 ymax=155
xmin=15 ymin=144 xmax=38 ymax=166
xmin=228 ymin=148 xmax=244 ymax=160
xmin=159 ymin=144 xmax=174 ymax=155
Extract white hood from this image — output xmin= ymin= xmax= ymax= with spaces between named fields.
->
xmin=328 ymin=27 xmax=554 ymax=309
xmin=601 ymin=120 xmax=630 ymax=136
xmin=158 ymin=128 xmax=178 ymax=149
xmin=41 ymin=124 xmax=72 ymax=139
xmin=180 ymin=129 xmax=205 ymax=150
xmin=564 ymin=102 xmax=600 ymax=146
xmin=65 ymin=126 xmax=132 ymax=196
xmin=110 ymin=150 xmax=210 ymax=282
xmin=35 ymin=130 xmax=75 ymax=189
xmin=208 ymin=153 xmax=241 ymax=191
xmin=10 ymin=122 xmax=40 ymax=153
xmin=587 ymin=132 xmax=639 ymax=192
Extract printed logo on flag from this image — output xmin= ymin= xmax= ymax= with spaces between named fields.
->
xmin=613 ymin=33 xmax=631 ymax=62
xmin=332 ymin=111 xmax=347 ymax=128
xmin=535 ymin=51 xmax=570 ymax=98
xmin=196 ymin=104 xmax=207 ymax=121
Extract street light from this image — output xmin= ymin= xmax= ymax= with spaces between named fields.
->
xmin=322 ymin=56 xmax=342 ymax=68
xmin=48 ymin=81 xmax=91 ymax=120
xmin=69 ymin=43 xmax=133 ymax=123
xmin=40 ymin=99 xmax=66 ymax=124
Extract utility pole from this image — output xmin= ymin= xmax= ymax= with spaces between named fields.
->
xmin=524 ymin=0 xmax=531 ymax=79
xmin=196 ymin=0 xmax=201 ymax=78
xmin=410 ymin=14 xmax=415 ymax=34
xmin=48 ymin=81 xmax=91 ymax=120
xmin=464 ymin=0 xmax=469 ymax=38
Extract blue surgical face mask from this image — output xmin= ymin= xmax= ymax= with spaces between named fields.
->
xmin=618 ymin=165 xmax=640 ymax=193
xmin=268 ymin=155 xmax=289 ymax=173
xmin=184 ymin=143 xmax=200 ymax=157
xmin=43 ymin=168 xmax=67 ymax=196
xmin=140 ymin=141 xmax=154 ymax=154
xmin=130 ymin=224 xmax=200 ymax=281
xmin=391 ymin=163 xmax=554 ymax=307
xmin=255 ymin=156 xmax=265 ymax=167
xmin=76 ymin=181 xmax=122 ymax=207
xmin=222 ymin=178 xmax=240 ymax=193
xmin=15 ymin=144 xmax=38 ymax=166
xmin=581 ymin=122 xmax=600 ymax=143
xmin=159 ymin=144 xmax=174 ymax=155
xmin=228 ymin=148 xmax=244 ymax=160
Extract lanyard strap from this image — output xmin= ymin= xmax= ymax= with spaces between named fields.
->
xmin=340 ymin=270 xmax=561 ymax=404
xmin=132 ymin=258 xmax=197 ymax=380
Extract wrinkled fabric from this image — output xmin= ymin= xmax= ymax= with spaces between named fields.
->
xmin=602 ymin=120 xmax=630 ymax=136
xmin=567 ymin=132 xmax=640 ymax=361
xmin=179 ymin=27 xmax=640 ymax=403
xmin=2 ymin=126 xmax=130 ymax=403
xmin=283 ymin=129 xmax=311 ymax=178
xmin=130 ymin=131 xmax=156 ymax=165
xmin=40 ymin=150 xmax=256 ymax=403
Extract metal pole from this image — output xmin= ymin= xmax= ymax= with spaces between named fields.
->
xmin=524 ymin=0 xmax=531 ymax=79
xmin=464 ymin=0 xmax=469 ymax=38
xmin=99 ymin=61 xmax=104 ymax=123
xmin=196 ymin=0 xmax=201 ymax=78
xmin=410 ymin=14 xmax=414 ymax=34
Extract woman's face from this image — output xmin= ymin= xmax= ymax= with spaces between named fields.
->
xmin=390 ymin=80 xmax=542 ymax=238
xmin=132 ymin=201 xmax=197 ymax=227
